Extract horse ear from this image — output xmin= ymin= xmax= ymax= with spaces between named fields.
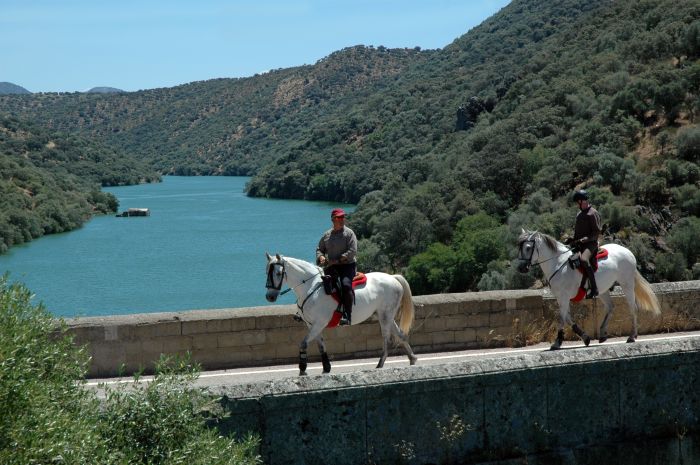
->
xmin=521 ymin=228 xmax=526 ymax=234
xmin=265 ymin=252 xmax=271 ymax=261
xmin=276 ymin=253 xmax=281 ymax=260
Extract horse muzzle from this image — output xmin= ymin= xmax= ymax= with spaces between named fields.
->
xmin=266 ymin=289 xmax=279 ymax=302
xmin=517 ymin=260 xmax=531 ymax=273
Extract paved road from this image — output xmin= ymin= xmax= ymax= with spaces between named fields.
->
xmin=85 ymin=331 xmax=700 ymax=391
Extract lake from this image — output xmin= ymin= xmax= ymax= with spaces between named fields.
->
xmin=0 ymin=176 xmax=353 ymax=317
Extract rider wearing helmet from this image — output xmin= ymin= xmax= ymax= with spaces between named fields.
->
xmin=571 ymin=190 xmax=602 ymax=298
xmin=316 ymin=208 xmax=358 ymax=325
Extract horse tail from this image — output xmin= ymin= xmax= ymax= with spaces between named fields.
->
xmin=634 ymin=270 xmax=661 ymax=315
xmin=393 ymin=274 xmax=415 ymax=335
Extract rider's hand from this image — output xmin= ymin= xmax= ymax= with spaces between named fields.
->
xmin=318 ymin=256 xmax=327 ymax=266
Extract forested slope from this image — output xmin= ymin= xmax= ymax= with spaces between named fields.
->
xmin=0 ymin=117 xmax=159 ymax=253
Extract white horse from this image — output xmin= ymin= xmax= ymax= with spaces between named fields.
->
xmin=516 ymin=230 xmax=661 ymax=350
xmin=264 ymin=253 xmax=417 ymax=375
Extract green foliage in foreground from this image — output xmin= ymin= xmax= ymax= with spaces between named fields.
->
xmin=0 ymin=277 xmax=260 ymax=465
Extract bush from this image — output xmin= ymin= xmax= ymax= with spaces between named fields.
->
xmin=101 ymin=355 xmax=261 ymax=465
xmin=0 ymin=276 xmax=111 ymax=465
xmin=654 ymin=252 xmax=689 ymax=282
xmin=0 ymin=276 xmax=261 ymax=465
xmin=676 ymin=127 xmax=700 ymax=163
xmin=667 ymin=216 xmax=700 ymax=267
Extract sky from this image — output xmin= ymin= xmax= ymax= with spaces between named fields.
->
xmin=2 ymin=0 xmax=511 ymax=93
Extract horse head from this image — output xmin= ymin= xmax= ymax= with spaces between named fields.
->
xmin=265 ymin=252 xmax=286 ymax=302
xmin=516 ymin=229 xmax=539 ymax=273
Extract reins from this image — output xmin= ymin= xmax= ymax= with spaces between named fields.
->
xmin=270 ymin=259 xmax=322 ymax=310
xmin=521 ymin=234 xmax=575 ymax=286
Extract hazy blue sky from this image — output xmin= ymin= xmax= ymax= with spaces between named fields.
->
xmin=2 ymin=0 xmax=510 ymax=93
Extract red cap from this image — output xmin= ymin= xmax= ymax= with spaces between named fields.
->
xmin=331 ymin=208 xmax=346 ymax=218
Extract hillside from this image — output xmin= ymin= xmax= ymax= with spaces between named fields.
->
xmin=1 ymin=0 xmax=699 ymax=292
xmin=0 ymin=45 xmax=429 ymax=176
xmin=0 ymin=117 xmax=160 ymax=253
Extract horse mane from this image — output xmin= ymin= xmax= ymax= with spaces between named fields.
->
xmin=283 ymin=256 xmax=323 ymax=275
xmin=519 ymin=230 xmax=563 ymax=253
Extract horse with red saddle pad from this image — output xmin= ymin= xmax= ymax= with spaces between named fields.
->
xmin=517 ymin=230 xmax=660 ymax=350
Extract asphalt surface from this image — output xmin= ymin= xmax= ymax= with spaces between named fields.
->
xmin=84 ymin=331 xmax=700 ymax=391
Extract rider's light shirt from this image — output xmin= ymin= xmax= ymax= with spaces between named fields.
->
xmin=316 ymin=227 xmax=357 ymax=265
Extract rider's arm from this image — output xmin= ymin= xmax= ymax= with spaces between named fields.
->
xmin=316 ymin=235 xmax=327 ymax=265
xmin=339 ymin=230 xmax=357 ymax=264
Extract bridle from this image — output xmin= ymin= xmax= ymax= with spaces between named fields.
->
xmin=518 ymin=232 xmax=573 ymax=285
xmin=266 ymin=261 xmax=287 ymax=292
xmin=265 ymin=258 xmax=321 ymax=304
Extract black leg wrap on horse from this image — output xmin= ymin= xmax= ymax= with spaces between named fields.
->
xmin=321 ymin=352 xmax=331 ymax=373
xmin=572 ymin=324 xmax=584 ymax=337
xmin=557 ymin=329 xmax=565 ymax=342
xmin=299 ymin=351 xmax=308 ymax=373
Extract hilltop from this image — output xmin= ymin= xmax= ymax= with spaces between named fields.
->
xmin=0 ymin=82 xmax=30 ymax=94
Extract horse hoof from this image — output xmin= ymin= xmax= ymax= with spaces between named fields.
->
xmin=299 ymin=370 xmax=307 ymax=376
xmin=626 ymin=336 xmax=636 ymax=343
xmin=322 ymin=367 xmax=331 ymax=374
xmin=549 ymin=344 xmax=561 ymax=351
xmin=599 ymin=337 xmax=608 ymax=344
xmin=409 ymin=355 xmax=417 ymax=366
xmin=583 ymin=335 xmax=591 ymax=346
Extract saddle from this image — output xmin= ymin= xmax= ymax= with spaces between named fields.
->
xmin=569 ymin=248 xmax=609 ymax=302
xmin=325 ymin=273 xmax=367 ymax=328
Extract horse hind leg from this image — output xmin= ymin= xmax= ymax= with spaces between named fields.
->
xmin=598 ymin=292 xmax=614 ymax=343
xmin=623 ymin=284 xmax=639 ymax=343
xmin=571 ymin=323 xmax=591 ymax=346
xmin=391 ymin=321 xmax=417 ymax=366
xmin=317 ymin=337 xmax=331 ymax=374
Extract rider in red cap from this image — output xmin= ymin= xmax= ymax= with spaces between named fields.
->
xmin=317 ymin=208 xmax=357 ymax=325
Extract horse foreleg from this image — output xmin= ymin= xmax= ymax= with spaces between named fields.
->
xmin=571 ymin=323 xmax=591 ymax=346
xmin=551 ymin=301 xmax=570 ymax=350
xmin=299 ymin=323 xmax=326 ymax=376
xmin=317 ymin=337 xmax=331 ymax=374
xmin=598 ymin=292 xmax=614 ymax=343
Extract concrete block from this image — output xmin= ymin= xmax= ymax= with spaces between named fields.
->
xmin=489 ymin=311 xmax=517 ymax=328
xmin=192 ymin=334 xmax=218 ymax=350
xmin=204 ymin=318 xmax=233 ymax=333
xmin=160 ymin=335 xmax=193 ymax=353
xmin=432 ymin=331 xmax=455 ymax=345
xmin=131 ymin=321 xmax=181 ymax=338
xmin=454 ymin=328 xmax=477 ymax=344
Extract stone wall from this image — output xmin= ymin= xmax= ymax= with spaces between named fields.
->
xmin=65 ymin=281 xmax=700 ymax=377
xmin=211 ymin=337 xmax=700 ymax=465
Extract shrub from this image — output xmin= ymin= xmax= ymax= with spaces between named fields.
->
xmin=676 ymin=127 xmax=700 ymax=163
xmin=0 ymin=276 xmax=261 ymax=465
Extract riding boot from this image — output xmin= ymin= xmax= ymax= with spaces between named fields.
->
xmin=339 ymin=288 xmax=353 ymax=326
xmin=584 ymin=262 xmax=598 ymax=299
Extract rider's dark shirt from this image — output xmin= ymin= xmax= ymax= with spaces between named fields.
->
xmin=574 ymin=206 xmax=602 ymax=245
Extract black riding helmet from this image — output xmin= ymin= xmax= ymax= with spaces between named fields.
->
xmin=573 ymin=189 xmax=589 ymax=202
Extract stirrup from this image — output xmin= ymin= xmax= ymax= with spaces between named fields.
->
xmin=339 ymin=314 xmax=351 ymax=326
xmin=585 ymin=289 xmax=598 ymax=299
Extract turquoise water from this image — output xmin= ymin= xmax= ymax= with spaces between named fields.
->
xmin=0 ymin=176 xmax=353 ymax=317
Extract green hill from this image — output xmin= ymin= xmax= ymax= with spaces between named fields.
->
xmin=0 ymin=117 xmax=160 ymax=253
xmin=1 ymin=0 xmax=699 ymax=291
